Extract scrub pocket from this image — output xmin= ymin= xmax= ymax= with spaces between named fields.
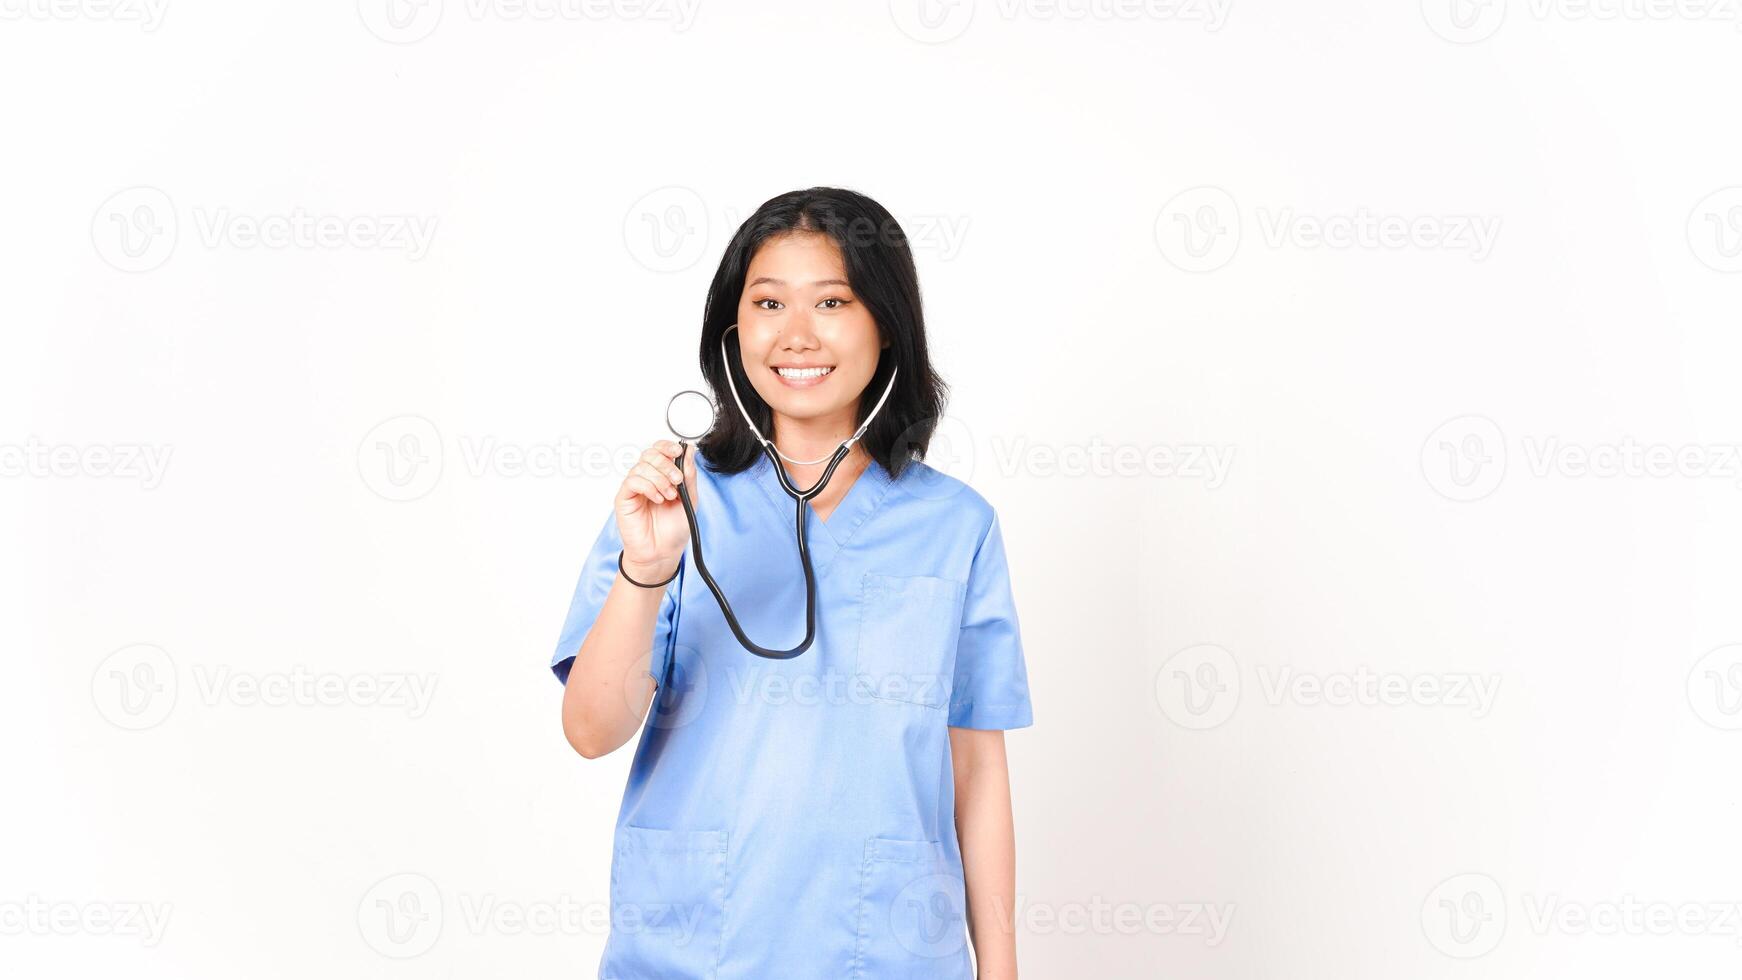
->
xmin=853 ymin=837 xmax=972 ymax=979
xmin=601 ymin=826 xmax=728 ymax=980
xmin=854 ymin=573 xmax=966 ymax=709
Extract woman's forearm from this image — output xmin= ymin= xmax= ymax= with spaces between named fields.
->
xmin=951 ymin=726 xmax=1018 ymax=979
xmin=559 ymin=556 xmax=676 ymax=758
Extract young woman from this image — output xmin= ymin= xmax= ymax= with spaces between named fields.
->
xmin=552 ymin=187 xmax=1033 ymax=978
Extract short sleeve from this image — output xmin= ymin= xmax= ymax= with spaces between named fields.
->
xmin=947 ymin=510 xmax=1034 ymax=730
xmin=549 ymin=509 xmax=681 ymax=688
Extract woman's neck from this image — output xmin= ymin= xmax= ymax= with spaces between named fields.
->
xmin=769 ymin=408 xmax=858 ymax=466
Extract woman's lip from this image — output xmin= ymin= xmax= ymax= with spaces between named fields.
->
xmin=770 ymin=366 xmax=834 ymax=389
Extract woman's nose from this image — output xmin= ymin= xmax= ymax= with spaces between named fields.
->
xmin=779 ymin=314 xmax=820 ymax=350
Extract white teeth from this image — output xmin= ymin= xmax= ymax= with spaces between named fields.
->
xmin=776 ymin=366 xmax=833 ymax=380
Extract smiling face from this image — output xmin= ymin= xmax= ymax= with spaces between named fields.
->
xmin=735 ymin=230 xmax=887 ymax=439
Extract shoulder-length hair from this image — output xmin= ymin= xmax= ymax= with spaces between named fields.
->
xmin=695 ymin=186 xmax=947 ymax=480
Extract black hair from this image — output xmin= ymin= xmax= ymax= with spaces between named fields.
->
xmin=695 ymin=186 xmax=947 ymax=480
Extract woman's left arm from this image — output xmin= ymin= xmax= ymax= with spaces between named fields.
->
xmin=951 ymin=725 xmax=1018 ymax=980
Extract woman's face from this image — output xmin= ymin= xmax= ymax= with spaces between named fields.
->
xmin=735 ymin=230 xmax=886 ymax=431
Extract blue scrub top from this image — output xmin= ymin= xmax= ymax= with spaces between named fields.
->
xmin=551 ymin=449 xmax=1034 ymax=979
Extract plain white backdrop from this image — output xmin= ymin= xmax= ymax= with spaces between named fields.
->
xmin=5 ymin=1 xmax=1742 ymax=976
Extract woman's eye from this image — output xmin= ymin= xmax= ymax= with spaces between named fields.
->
xmin=754 ymin=298 xmax=783 ymax=311
xmin=818 ymin=297 xmax=849 ymax=310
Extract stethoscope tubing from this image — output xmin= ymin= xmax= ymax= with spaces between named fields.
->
xmin=667 ymin=323 xmax=900 ymax=659
xmin=673 ymin=439 xmax=853 ymax=659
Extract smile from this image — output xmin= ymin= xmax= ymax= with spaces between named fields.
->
xmin=772 ymin=365 xmax=834 ymax=387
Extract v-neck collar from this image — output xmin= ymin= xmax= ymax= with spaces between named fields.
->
xmin=748 ymin=450 xmax=895 ymax=560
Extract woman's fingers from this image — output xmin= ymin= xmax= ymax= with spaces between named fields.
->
xmin=632 ymin=459 xmax=678 ymax=500
xmin=622 ymin=474 xmax=666 ymax=507
xmin=640 ymin=445 xmax=684 ymax=488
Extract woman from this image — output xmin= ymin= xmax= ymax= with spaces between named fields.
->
xmin=552 ymin=187 xmax=1033 ymax=978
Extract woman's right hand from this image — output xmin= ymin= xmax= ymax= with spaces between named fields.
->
xmin=615 ymin=439 xmax=697 ymax=583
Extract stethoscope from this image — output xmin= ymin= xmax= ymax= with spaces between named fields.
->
xmin=663 ymin=324 xmax=900 ymax=659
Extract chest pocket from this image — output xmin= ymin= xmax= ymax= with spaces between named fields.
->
xmin=854 ymin=573 xmax=966 ymax=709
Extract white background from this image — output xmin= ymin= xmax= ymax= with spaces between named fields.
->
xmin=5 ymin=0 xmax=1742 ymax=976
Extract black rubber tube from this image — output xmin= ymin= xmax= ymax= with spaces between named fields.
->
xmin=674 ymin=441 xmax=852 ymax=659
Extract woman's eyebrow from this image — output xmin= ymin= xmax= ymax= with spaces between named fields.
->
xmin=747 ymin=277 xmax=851 ymax=288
